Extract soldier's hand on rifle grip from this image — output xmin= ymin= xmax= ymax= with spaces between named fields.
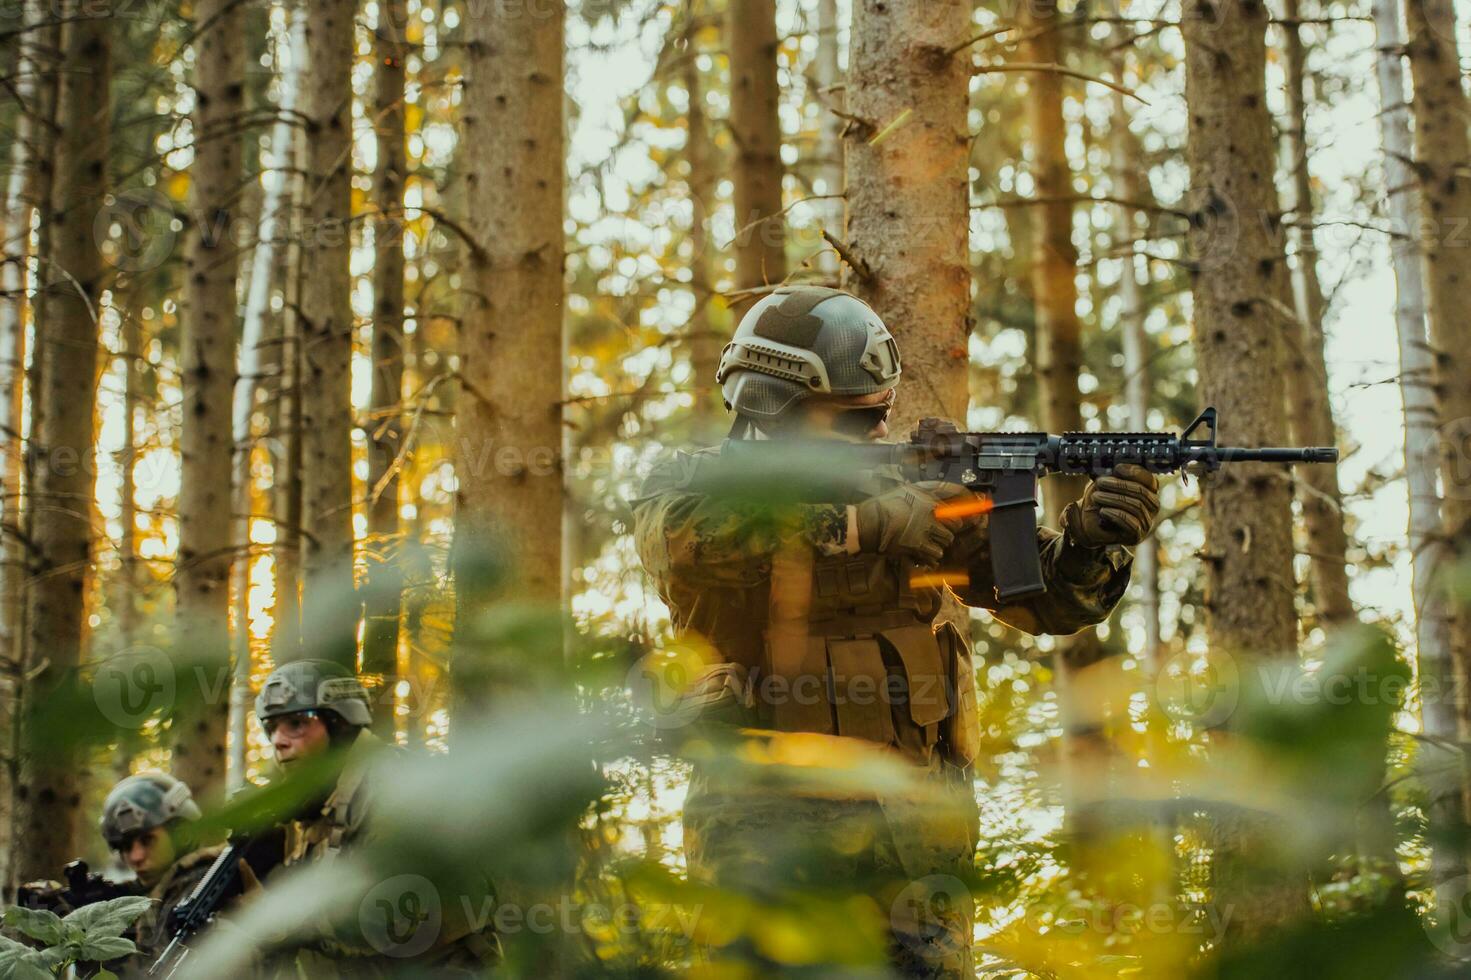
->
xmin=856 ymin=482 xmax=975 ymax=566
xmin=1067 ymin=464 xmax=1161 ymax=548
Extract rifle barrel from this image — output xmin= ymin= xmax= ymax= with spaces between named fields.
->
xmin=1211 ymin=446 xmax=1339 ymax=464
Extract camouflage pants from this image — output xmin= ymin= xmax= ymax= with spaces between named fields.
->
xmin=683 ymin=765 xmax=978 ymax=978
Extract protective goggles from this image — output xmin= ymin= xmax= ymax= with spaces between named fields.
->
xmin=830 ymin=388 xmax=896 ymax=437
xmin=262 ymin=709 xmax=322 ymax=738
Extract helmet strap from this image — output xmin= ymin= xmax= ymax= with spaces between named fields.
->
xmin=728 ymin=415 xmax=756 ymax=441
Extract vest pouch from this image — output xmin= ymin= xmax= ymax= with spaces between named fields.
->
xmin=935 ymin=620 xmax=980 ymax=768
xmin=827 ymin=636 xmax=898 ymax=745
xmin=766 ymin=628 xmax=836 ymax=734
xmin=877 ymin=624 xmax=950 ymax=764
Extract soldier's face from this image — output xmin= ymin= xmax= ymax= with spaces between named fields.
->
xmin=268 ymin=710 xmax=331 ymax=765
xmin=122 ymin=827 xmax=175 ymax=887
xmin=794 ymin=388 xmax=895 ymax=440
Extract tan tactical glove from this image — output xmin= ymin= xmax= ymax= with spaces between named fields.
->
xmin=857 ymin=482 xmax=979 ymax=566
xmin=1065 ymin=463 xmax=1160 ymax=548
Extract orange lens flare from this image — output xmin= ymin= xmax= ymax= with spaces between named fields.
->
xmin=908 ymin=570 xmax=971 ymax=590
xmin=933 ymin=495 xmax=994 ymax=521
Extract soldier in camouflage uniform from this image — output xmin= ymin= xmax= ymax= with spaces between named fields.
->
xmin=633 ymin=285 xmax=1159 ymax=977
xmin=98 ymin=772 xmax=224 ymax=973
xmin=253 ymin=660 xmax=499 ymax=977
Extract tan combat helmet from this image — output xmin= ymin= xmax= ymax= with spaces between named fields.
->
xmin=717 ymin=285 xmax=900 ymax=435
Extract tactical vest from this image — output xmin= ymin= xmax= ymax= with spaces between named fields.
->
xmin=682 ymin=448 xmax=981 ymax=771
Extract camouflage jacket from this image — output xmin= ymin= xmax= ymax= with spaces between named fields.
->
xmin=110 ymin=844 xmax=224 ymax=977
xmin=632 ymin=441 xmax=1133 ymax=763
xmin=276 ymin=733 xmax=499 ymax=977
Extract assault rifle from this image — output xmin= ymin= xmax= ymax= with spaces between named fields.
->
xmin=718 ymin=407 xmax=1338 ymax=603
xmin=17 ymin=860 xmax=134 ymax=912
xmin=147 ymin=836 xmax=252 ymax=978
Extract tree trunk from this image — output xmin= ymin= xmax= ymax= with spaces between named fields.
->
xmin=1 ymin=0 xmax=42 ymax=701
xmin=1111 ymin=78 xmax=1160 ymax=671
xmin=274 ymin=44 xmax=310 ymax=667
xmin=458 ymin=0 xmax=566 ymax=610
xmin=1023 ymin=4 xmax=1087 ymax=523
xmin=845 ymin=0 xmax=971 ymax=436
xmin=1278 ymin=0 xmax=1353 ymax=628
xmin=1181 ymin=0 xmax=1307 ymax=936
xmin=1019 ymin=6 xmax=1112 ymax=875
xmin=117 ymin=313 xmax=140 ymax=651
xmin=0 ymin=0 xmax=49 ymax=888
xmin=727 ymin=0 xmax=787 ymax=295
xmin=457 ymin=7 xmax=568 ymax=968
xmin=172 ymin=0 xmax=243 ymax=804
xmin=1404 ymin=0 xmax=1471 ymax=821
xmin=1374 ymin=0 xmax=1459 ymax=883
xmin=298 ymin=0 xmax=358 ymax=668
xmin=229 ymin=0 xmax=307 ymax=787
xmin=364 ymin=0 xmax=408 ymax=739
xmin=173 ymin=0 xmax=242 ymax=800
xmin=684 ymin=3 xmax=721 ymax=431
xmin=17 ymin=1 xmax=112 ymax=883
xmin=811 ymin=0 xmax=844 ymax=275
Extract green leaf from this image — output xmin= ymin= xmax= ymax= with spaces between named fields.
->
xmin=0 ymin=951 xmax=60 ymax=980
xmin=61 ymin=896 xmax=153 ymax=938
xmin=0 ymin=907 xmax=64 ymax=946
xmin=94 ymin=971 xmax=120 ymax=980
xmin=0 ymin=934 xmax=33 ymax=956
xmin=77 ymin=936 xmax=135 ymax=962
xmin=28 ymin=948 xmax=68 ymax=971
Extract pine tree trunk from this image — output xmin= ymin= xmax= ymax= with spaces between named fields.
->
xmin=8 ymin=2 xmax=59 ymax=886
xmin=1374 ymin=0 xmax=1459 ymax=883
xmin=457 ymin=7 xmax=568 ymax=968
xmin=1404 ymin=0 xmax=1471 ymax=821
xmin=17 ymin=2 xmax=112 ymax=882
xmin=684 ymin=5 xmax=721 ymax=431
xmin=728 ymin=0 xmax=787 ymax=295
xmin=845 ymin=0 xmax=971 ymax=435
xmin=172 ymin=0 xmax=243 ymax=804
xmin=458 ymin=0 xmax=566 ymax=609
xmin=812 ymin=0 xmax=845 ymax=275
xmin=117 ymin=314 xmax=140 ymax=649
xmin=1181 ymin=0 xmax=1307 ymax=936
xmin=1278 ymin=0 xmax=1353 ymax=628
xmin=298 ymin=0 xmax=358 ymax=668
xmin=229 ymin=0 xmax=307 ymax=786
xmin=1021 ymin=10 xmax=1119 ymax=878
xmin=0 ymin=0 xmax=48 ymax=888
xmin=274 ymin=54 xmax=310 ymax=666
xmin=363 ymin=0 xmax=408 ymax=738
xmin=1023 ymin=6 xmax=1087 ymax=523
xmin=0 ymin=0 xmax=42 ymax=694
xmin=1112 ymin=79 xmax=1160 ymax=671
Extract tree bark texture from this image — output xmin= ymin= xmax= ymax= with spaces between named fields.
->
xmin=728 ymin=0 xmax=788 ymax=294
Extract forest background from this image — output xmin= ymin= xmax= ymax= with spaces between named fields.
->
xmin=3 ymin=0 xmax=1471 ymax=975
